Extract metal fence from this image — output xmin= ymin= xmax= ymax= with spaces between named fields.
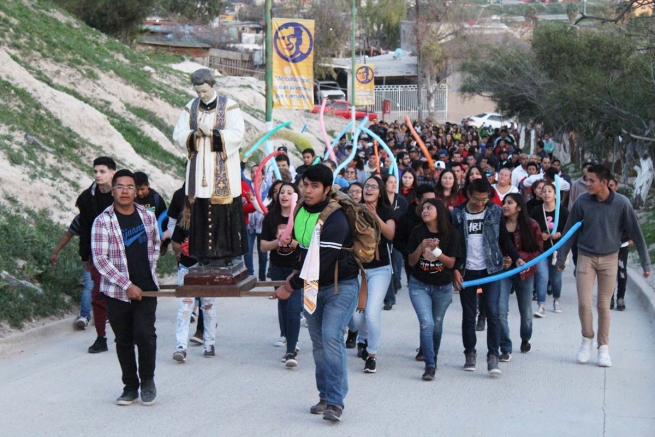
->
xmin=207 ymin=59 xmax=265 ymax=81
xmin=374 ymin=84 xmax=448 ymax=122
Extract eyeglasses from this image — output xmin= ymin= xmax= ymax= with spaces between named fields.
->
xmin=469 ymin=197 xmax=488 ymax=204
xmin=113 ymin=185 xmax=136 ymax=192
xmin=364 ymin=184 xmax=379 ymax=191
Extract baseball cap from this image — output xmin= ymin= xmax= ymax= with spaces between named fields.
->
xmin=438 ymin=149 xmax=448 ymax=156
xmin=435 ymin=161 xmax=446 ymax=169
xmin=277 ymin=146 xmax=288 ymax=152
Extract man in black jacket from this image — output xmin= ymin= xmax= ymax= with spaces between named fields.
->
xmin=274 ymin=165 xmax=358 ymax=422
xmin=76 ymin=156 xmax=116 ymax=353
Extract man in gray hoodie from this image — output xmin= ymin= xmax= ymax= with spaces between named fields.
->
xmin=556 ymin=165 xmax=651 ymax=368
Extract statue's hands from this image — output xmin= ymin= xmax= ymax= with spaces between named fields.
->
xmin=197 ymin=125 xmax=211 ymax=137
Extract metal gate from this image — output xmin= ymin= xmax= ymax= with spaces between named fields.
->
xmin=374 ymin=85 xmax=447 ymax=122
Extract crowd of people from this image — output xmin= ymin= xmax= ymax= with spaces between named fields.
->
xmin=50 ymin=116 xmax=650 ymax=422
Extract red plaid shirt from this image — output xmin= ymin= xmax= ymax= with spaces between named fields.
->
xmin=91 ymin=203 xmax=160 ymax=302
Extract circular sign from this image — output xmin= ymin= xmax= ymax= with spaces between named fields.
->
xmin=356 ymin=65 xmax=374 ymax=84
xmin=273 ymin=22 xmax=314 ymax=63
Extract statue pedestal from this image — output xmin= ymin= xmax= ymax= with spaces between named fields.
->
xmin=178 ymin=260 xmax=257 ymax=297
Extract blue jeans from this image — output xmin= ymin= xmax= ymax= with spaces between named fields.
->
xmin=353 ymin=265 xmax=392 ymax=355
xmin=460 ymin=269 xmax=501 ymax=357
xmin=244 ymin=232 xmax=267 ymax=278
xmin=305 ymin=278 xmax=358 ymax=410
xmin=80 ymin=268 xmax=93 ymax=319
xmin=270 ymin=264 xmax=301 ymax=354
xmin=535 ymin=255 xmax=563 ymax=302
xmin=408 ymin=277 xmax=453 ymax=367
xmin=176 ymin=265 xmax=216 ymax=349
xmin=499 ymin=274 xmax=534 ymax=354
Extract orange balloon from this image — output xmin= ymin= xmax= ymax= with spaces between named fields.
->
xmin=405 ymin=115 xmax=434 ymax=170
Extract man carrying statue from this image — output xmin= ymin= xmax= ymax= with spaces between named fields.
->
xmin=173 ymin=68 xmax=247 ymax=265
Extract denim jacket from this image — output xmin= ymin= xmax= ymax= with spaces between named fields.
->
xmin=451 ymin=201 xmax=519 ymax=275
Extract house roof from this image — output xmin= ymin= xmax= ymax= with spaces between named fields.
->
xmin=328 ymin=52 xmax=418 ymax=78
xmin=139 ymin=35 xmax=211 ymax=49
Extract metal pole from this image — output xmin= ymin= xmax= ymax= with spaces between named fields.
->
xmin=416 ymin=0 xmax=422 ymax=121
xmin=265 ymin=0 xmax=273 ymax=127
xmin=351 ymin=0 xmax=356 ymax=143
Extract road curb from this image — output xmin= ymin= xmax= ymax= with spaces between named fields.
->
xmin=627 ymin=267 xmax=655 ymax=318
xmin=0 ymin=316 xmax=76 ymax=356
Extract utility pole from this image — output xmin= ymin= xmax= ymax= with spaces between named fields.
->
xmin=265 ymin=0 xmax=273 ymax=130
xmin=351 ymin=0 xmax=357 ymax=142
xmin=416 ymin=0 xmax=422 ymax=121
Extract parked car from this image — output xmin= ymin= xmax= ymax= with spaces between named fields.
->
xmin=314 ymin=81 xmax=346 ymax=104
xmin=465 ymin=112 xmax=514 ymax=129
xmin=311 ymin=100 xmax=378 ymax=121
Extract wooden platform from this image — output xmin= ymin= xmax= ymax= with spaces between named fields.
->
xmin=141 ymin=278 xmax=286 ymax=298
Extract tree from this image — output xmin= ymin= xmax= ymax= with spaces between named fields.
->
xmin=305 ymin=0 xmax=351 ymax=78
xmin=53 ymin=0 xmax=157 ymax=41
xmin=566 ymin=3 xmax=579 ymax=25
xmin=156 ymin=0 xmax=223 ymax=24
xmin=359 ymin=0 xmax=407 ymax=49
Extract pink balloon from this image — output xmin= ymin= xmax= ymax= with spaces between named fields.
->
xmin=278 ymin=193 xmax=298 ymax=244
xmin=254 ymin=151 xmax=283 ymax=215
xmin=319 ymin=99 xmax=337 ymax=162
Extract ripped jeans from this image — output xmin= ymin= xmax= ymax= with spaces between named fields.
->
xmin=175 ymin=264 xmax=216 ymax=350
xmin=408 ymin=277 xmax=453 ymax=367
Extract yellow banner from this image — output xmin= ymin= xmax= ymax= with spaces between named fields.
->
xmin=354 ymin=64 xmax=375 ymax=106
xmin=272 ymin=18 xmax=315 ymax=110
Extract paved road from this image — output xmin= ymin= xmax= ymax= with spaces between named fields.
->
xmin=2 ymin=269 xmax=654 ymax=436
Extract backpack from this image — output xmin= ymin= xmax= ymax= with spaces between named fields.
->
xmin=296 ymin=189 xmax=381 ymax=312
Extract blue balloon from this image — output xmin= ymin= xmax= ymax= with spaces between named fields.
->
xmin=312 ymin=156 xmax=321 ymax=165
xmin=243 ymin=121 xmax=292 ymax=158
xmin=359 ymin=126 xmax=399 ymax=193
xmin=333 ymin=117 xmax=369 ymax=183
xmin=157 ymin=210 xmax=168 ymax=239
xmin=551 ymin=174 xmax=561 ymax=236
xmin=461 ymin=220 xmax=583 ymax=289
xmin=324 ymin=120 xmax=355 ymax=161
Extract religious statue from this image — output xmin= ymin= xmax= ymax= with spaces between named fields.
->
xmin=173 ymin=69 xmax=247 ymax=265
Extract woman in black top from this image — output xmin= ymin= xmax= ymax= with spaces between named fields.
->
xmin=353 ymin=176 xmax=396 ymax=374
xmin=260 ymin=182 xmax=302 ymax=366
xmin=406 ymin=198 xmax=461 ymax=381
xmin=381 ymin=172 xmax=408 ymax=308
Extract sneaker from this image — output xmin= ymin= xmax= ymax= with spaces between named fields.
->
xmin=259 ymin=275 xmax=266 ymax=282
xmin=189 ymin=331 xmax=203 ymax=345
xmin=610 ymin=297 xmax=615 ymax=310
xmin=140 ymin=380 xmax=156 ymax=406
xmin=172 ymin=347 xmax=187 ymax=362
xmin=364 ymin=357 xmax=376 ymax=373
xmin=301 ymin=313 xmax=308 ymax=327
xmin=553 ymin=300 xmax=562 ymax=313
xmin=499 ymin=351 xmax=512 ymax=362
xmin=577 ymin=337 xmax=593 ymax=364
xmin=383 ymin=303 xmax=393 ymax=310
xmin=415 ymin=347 xmax=424 ymax=362
xmin=345 ymin=330 xmax=358 ymax=349
xmin=487 ymin=355 xmax=501 ymax=376
xmin=115 ymin=389 xmax=139 ymax=406
xmin=203 ymin=345 xmax=216 ymax=358
xmin=520 ymin=340 xmax=532 ymax=353
xmin=360 ymin=344 xmax=369 ymax=361
xmin=422 ymin=366 xmax=436 ymax=381
xmin=532 ymin=292 xmax=537 ymax=301
xmin=476 ymin=316 xmax=485 ymax=331
xmin=281 ymin=348 xmax=300 ymax=363
xmin=75 ymin=316 xmax=89 ymax=330
xmin=88 ymin=336 xmax=108 ymax=354
xmin=617 ymin=298 xmax=626 ymax=311
xmin=357 ymin=341 xmax=367 ymax=358
xmin=274 ymin=336 xmax=287 ymax=347
xmin=464 ymin=352 xmax=476 ymax=371
xmin=310 ymin=400 xmax=327 ymax=414
xmin=284 ymin=352 xmax=298 ymax=368
xmin=597 ymin=345 xmax=612 ymax=367
xmin=547 ymin=284 xmax=553 ymax=296
xmin=190 ymin=311 xmax=197 ymax=324
xmin=534 ymin=305 xmax=546 ymax=318
xmin=323 ymin=405 xmax=343 ymax=422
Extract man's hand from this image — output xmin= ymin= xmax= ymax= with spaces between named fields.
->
xmin=126 ymin=284 xmax=143 ymax=301
xmin=503 ymin=256 xmax=512 ymax=269
xmin=50 ymin=251 xmax=59 ymax=267
xmin=644 ymin=271 xmax=651 ymax=279
xmin=557 ymin=265 xmax=566 ymax=272
xmin=82 ymin=261 xmax=91 ymax=272
xmin=453 ymin=270 xmax=464 ymax=290
xmin=273 ymin=286 xmax=292 ymax=300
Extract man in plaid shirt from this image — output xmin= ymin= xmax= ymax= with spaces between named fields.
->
xmin=91 ymin=169 xmax=161 ymax=407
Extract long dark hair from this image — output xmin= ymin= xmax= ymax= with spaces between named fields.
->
xmin=271 ymin=182 xmax=300 ymax=218
xmin=266 ymin=180 xmax=284 ymax=209
xmin=401 ymin=168 xmax=417 ymax=190
xmin=421 ymin=198 xmax=453 ymax=249
xmin=364 ymin=176 xmax=390 ymax=207
xmin=503 ymin=193 xmax=540 ymax=253
xmin=435 ymin=169 xmax=458 ymax=202
xmin=461 ymin=165 xmax=487 ymax=200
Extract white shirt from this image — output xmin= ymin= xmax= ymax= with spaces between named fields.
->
xmin=511 ymin=166 xmax=528 ymax=188
xmin=465 ymin=209 xmax=487 ymax=271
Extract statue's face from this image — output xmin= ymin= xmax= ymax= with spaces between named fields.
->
xmin=194 ymin=83 xmax=215 ymax=104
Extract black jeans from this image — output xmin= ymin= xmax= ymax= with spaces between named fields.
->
xmin=459 ymin=269 xmax=501 ymax=357
xmin=616 ymin=246 xmax=629 ymax=300
xmin=103 ymin=295 xmax=157 ymax=391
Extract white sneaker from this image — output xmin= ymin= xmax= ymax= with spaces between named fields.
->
xmin=553 ymin=300 xmax=562 ymax=313
xmin=577 ymin=337 xmax=593 ymax=364
xmin=598 ymin=345 xmax=612 ymax=367
xmin=75 ymin=316 xmax=89 ymax=330
xmin=300 ymin=313 xmax=308 ymax=328
xmin=534 ymin=305 xmax=546 ymax=318
xmin=274 ymin=336 xmax=287 ymax=347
